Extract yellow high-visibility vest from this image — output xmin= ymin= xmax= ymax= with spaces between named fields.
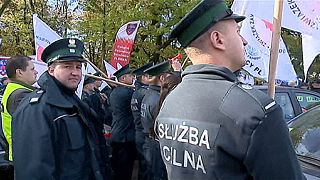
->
xmin=1 ymin=82 xmax=32 ymax=161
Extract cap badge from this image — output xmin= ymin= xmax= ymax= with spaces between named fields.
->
xmin=68 ymin=39 xmax=76 ymax=48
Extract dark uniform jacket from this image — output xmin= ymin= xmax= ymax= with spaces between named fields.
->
xmin=156 ymin=64 xmax=305 ymax=180
xmin=83 ymin=88 xmax=113 ymax=126
xmin=131 ymin=81 xmax=149 ymax=134
xmin=141 ymin=85 xmax=160 ymax=135
xmin=110 ymin=86 xmax=135 ymax=142
xmin=12 ymin=72 xmax=109 ymax=180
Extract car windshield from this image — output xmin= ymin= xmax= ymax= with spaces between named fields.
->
xmin=290 ymin=105 xmax=320 ymax=161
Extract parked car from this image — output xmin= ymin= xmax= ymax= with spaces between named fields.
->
xmin=255 ymin=86 xmax=320 ymax=122
xmin=289 ymin=105 xmax=320 ymax=179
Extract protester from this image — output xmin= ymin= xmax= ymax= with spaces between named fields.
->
xmin=12 ymin=38 xmax=111 ymax=179
xmin=0 ymin=55 xmax=37 ymax=179
xmin=131 ymin=62 xmax=154 ymax=180
xmin=1 ymin=55 xmax=37 ymax=161
xmin=156 ymin=0 xmax=305 ymax=179
xmin=109 ymin=64 xmax=136 ymax=180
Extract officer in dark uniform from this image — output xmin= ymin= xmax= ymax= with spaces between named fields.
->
xmin=81 ymin=75 xmax=96 ymax=100
xmin=131 ymin=62 xmax=154 ymax=180
xmin=141 ymin=61 xmax=171 ymax=180
xmin=12 ymin=38 xmax=111 ymax=180
xmin=156 ymin=0 xmax=305 ymax=180
xmin=109 ymin=64 xmax=136 ymax=180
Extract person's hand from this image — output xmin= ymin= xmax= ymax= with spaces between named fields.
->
xmin=100 ymin=93 xmax=108 ymax=103
xmin=171 ymin=59 xmax=182 ymax=72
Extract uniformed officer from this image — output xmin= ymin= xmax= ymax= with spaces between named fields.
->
xmin=82 ymin=75 xmax=97 ymax=100
xmin=109 ymin=64 xmax=136 ymax=180
xmin=12 ymin=38 xmax=110 ymax=180
xmin=156 ymin=0 xmax=305 ymax=180
xmin=131 ymin=62 xmax=154 ymax=180
xmin=141 ymin=61 xmax=171 ymax=180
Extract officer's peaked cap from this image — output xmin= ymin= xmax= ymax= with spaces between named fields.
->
xmin=144 ymin=60 xmax=171 ymax=76
xmin=84 ymin=75 xmax=96 ymax=86
xmin=132 ymin=62 xmax=154 ymax=76
xmin=41 ymin=38 xmax=85 ymax=65
xmin=113 ymin=64 xmax=132 ymax=79
xmin=170 ymin=0 xmax=245 ymax=48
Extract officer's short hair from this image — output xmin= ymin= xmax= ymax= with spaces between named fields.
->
xmin=6 ymin=55 xmax=32 ymax=78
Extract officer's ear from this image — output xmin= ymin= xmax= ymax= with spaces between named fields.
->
xmin=209 ymin=30 xmax=226 ymax=51
xmin=48 ymin=64 xmax=56 ymax=76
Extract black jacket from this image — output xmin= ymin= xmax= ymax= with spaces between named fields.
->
xmin=12 ymin=72 xmax=110 ymax=180
xmin=156 ymin=64 xmax=304 ymax=180
xmin=110 ymin=86 xmax=135 ymax=142
xmin=131 ymin=81 xmax=149 ymax=133
xmin=141 ymin=85 xmax=160 ymax=135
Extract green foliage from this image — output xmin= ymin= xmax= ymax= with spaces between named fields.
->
xmin=73 ymin=0 xmax=200 ymax=69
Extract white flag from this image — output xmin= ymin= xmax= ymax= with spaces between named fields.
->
xmin=86 ymin=63 xmax=96 ymax=75
xmin=240 ymin=14 xmax=297 ymax=82
xmin=104 ymin=61 xmax=117 ymax=78
xmin=302 ymin=34 xmax=320 ymax=78
xmin=33 ymin=14 xmax=61 ymax=61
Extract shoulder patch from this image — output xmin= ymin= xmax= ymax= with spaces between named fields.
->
xmin=29 ymin=90 xmax=44 ymax=104
xmin=265 ymin=101 xmax=276 ymax=110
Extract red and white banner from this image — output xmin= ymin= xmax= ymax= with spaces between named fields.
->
xmin=33 ymin=14 xmax=61 ymax=61
xmin=110 ymin=21 xmax=140 ymax=69
xmin=240 ymin=14 xmax=297 ymax=82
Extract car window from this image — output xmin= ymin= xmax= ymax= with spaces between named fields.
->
xmin=275 ymin=92 xmax=295 ymax=121
xmin=296 ymin=92 xmax=320 ymax=111
xmin=290 ymin=107 xmax=320 ymax=161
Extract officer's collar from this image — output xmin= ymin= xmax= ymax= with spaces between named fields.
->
xmin=182 ymin=64 xmax=239 ymax=82
xmin=149 ymin=85 xmax=161 ymax=92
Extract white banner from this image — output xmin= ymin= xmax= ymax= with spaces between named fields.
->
xmin=232 ymin=0 xmax=320 ymax=38
xmin=240 ymin=14 xmax=297 ymax=82
xmin=232 ymin=0 xmax=320 ymax=77
xmin=33 ymin=14 xmax=61 ymax=61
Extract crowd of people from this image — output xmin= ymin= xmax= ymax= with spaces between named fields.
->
xmin=0 ymin=0 xmax=307 ymax=180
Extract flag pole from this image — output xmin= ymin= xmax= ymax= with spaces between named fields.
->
xmin=267 ymin=0 xmax=284 ymax=99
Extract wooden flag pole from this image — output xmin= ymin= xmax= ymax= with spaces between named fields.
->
xmin=84 ymin=58 xmax=134 ymax=88
xmin=267 ymin=0 xmax=284 ymax=99
xmin=181 ymin=57 xmax=189 ymax=70
xmin=86 ymin=74 xmax=135 ymax=88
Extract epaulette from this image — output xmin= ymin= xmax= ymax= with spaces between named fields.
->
xmin=29 ymin=90 xmax=45 ymax=104
xmin=237 ymin=83 xmax=277 ymax=113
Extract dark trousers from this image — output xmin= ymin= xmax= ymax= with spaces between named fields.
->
xmin=136 ymin=132 xmax=148 ymax=180
xmin=0 ymin=164 xmax=14 ymax=180
xmin=144 ymin=137 xmax=168 ymax=180
xmin=111 ymin=141 xmax=136 ymax=180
